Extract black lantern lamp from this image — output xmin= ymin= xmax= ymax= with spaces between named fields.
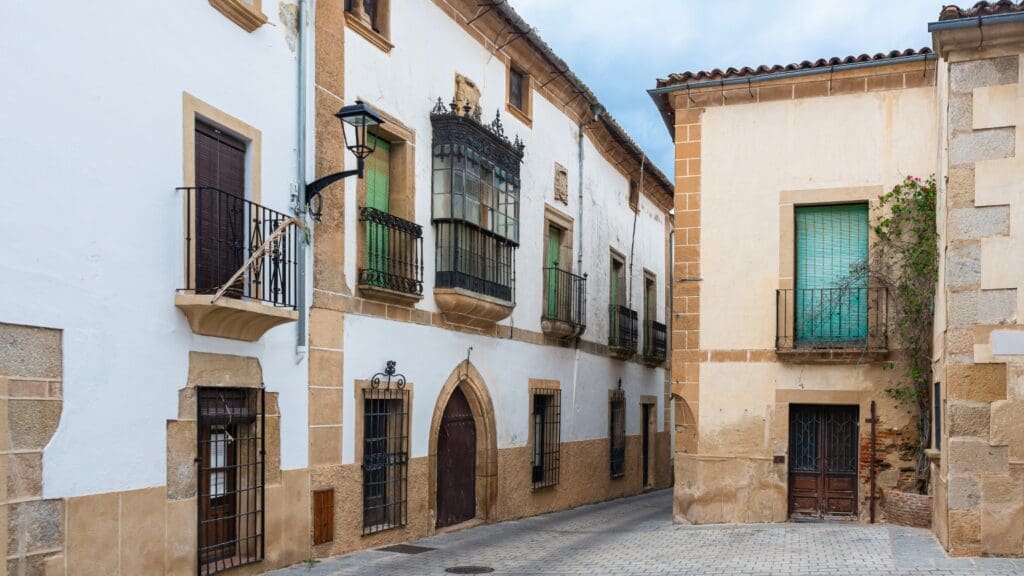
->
xmin=305 ymin=100 xmax=385 ymax=220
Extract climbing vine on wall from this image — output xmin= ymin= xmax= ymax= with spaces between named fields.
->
xmin=865 ymin=175 xmax=939 ymax=488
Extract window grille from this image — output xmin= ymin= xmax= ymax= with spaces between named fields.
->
xmin=362 ymin=367 xmax=409 ymax=535
xmin=197 ymin=387 xmax=264 ymax=575
xmin=531 ymin=388 xmax=561 ymax=488
xmin=609 ymin=389 xmax=626 ymax=477
xmin=933 ymin=382 xmax=942 ymax=451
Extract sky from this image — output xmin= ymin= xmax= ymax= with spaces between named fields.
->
xmin=506 ymin=0 xmax=943 ymax=178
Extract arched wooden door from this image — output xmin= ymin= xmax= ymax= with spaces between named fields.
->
xmin=437 ymin=387 xmax=477 ymax=528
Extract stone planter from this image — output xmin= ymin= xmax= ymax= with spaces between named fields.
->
xmin=884 ymin=490 xmax=932 ymax=528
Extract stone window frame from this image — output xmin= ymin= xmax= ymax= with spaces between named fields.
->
xmin=352 ymin=378 xmax=414 ymax=533
xmin=208 ymin=0 xmax=268 ymax=32
xmin=345 ymin=0 xmax=393 ymax=53
xmin=609 ymin=248 xmax=627 ymax=307
xmin=181 ymin=93 xmax=263 ymax=290
xmin=541 ymin=204 xmax=575 ymax=308
xmin=505 ymin=59 xmax=534 ymax=128
xmin=354 ymin=105 xmax=419 ymax=304
xmin=777 ymin=186 xmax=883 ymax=350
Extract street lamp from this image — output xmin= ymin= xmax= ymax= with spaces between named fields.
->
xmin=305 ymin=100 xmax=385 ymax=220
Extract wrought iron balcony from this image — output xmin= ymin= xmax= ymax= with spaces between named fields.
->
xmin=358 ymin=206 xmax=424 ymax=303
xmin=176 ymin=187 xmax=299 ymax=341
xmin=608 ymin=304 xmax=638 ymax=359
xmin=776 ymin=287 xmax=889 ymax=361
xmin=541 ymin=267 xmax=586 ymax=340
xmin=642 ymin=320 xmax=667 ymax=364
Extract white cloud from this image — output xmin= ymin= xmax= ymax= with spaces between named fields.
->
xmin=507 ymin=0 xmax=941 ymax=176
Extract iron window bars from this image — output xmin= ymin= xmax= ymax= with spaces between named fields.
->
xmin=609 ymin=389 xmax=626 ymax=478
xmin=642 ymin=320 xmax=667 ymax=362
xmin=180 ymin=187 xmax=298 ymax=309
xmin=197 ymin=387 xmax=265 ymax=576
xmin=542 ymin=267 xmax=587 ymax=328
xmin=358 ymin=206 xmax=424 ymax=297
xmin=362 ymin=362 xmax=409 ymax=535
xmin=608 ymin=304 xmax=639 ymax=353
xmin=775 ymin=287 xmax=888 ymax=351
xmin=431 ymin=98 xmax=524 ymax=304
xmin=531 ymin=388 xmax=561 ymax=489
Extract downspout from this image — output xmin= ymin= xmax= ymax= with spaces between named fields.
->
xmin=294 ymin=0 xmax=310 ymax=360
xmin=571 ymin=104 xmax=603 ymax=419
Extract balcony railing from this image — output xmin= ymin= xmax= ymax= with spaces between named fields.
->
xmin=608 ymin=304 xmax=638 ymax=355
xmin=776 ymin=287 xmax=888 ymax=352
xmin=542 ymin=267 xmax=586 ymax=328
xmin=358 ymin=206 xmax=424 ymax=298
xmin=642 ymin=320 xmax=667 ymax=363
xmin=435 ymin=221 xmax=516 ymax=303
xmin=182 ymin=187 xmax=297 ymax=308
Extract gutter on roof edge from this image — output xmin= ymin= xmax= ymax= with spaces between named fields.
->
xmin=647 ymin=52 xmax=938 ymax=137
xmin=928 ymin=11 xmax=1024 ymax=32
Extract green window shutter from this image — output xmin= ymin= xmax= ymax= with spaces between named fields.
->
xmin=794 ymin=204 xmax=869 ymax=344
xmin=365 ymin=135 xmax=391 ymax=283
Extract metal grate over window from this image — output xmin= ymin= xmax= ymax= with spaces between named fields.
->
xmin=197 ymin=387 xmax=265 ymax=576
xmin=609 ymin=389 xmax=626 ymax=478
xmin=531 ymin=388 xmax=561 ymax=489
xmin=363 ymin=363 xmax=410 ymax=535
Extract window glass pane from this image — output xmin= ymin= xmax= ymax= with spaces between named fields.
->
xmin=510 ymin=69 xmax=524 ymax=111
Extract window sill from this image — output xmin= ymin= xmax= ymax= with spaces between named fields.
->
xmin=505 ymin=103 xmax=533 ymax=128
xmin=434 ymin=287 xmax=513 ymax=329
xmin=540 ymin=317 xmax=585 ymax=341
xmin=209 ymin=0 xmax=268 ymax=32
xmin=358 ymin=283 xmax=423 ymax=307
xmin=925 ymin=448 xmax=941 ymax=462
xmin=775 ymin=346 xmax=889 ymax=364
xmin=175 ymin=293 xmax=297 ymax=342
xmin=346 ymin=15 xmax=393 ymax=53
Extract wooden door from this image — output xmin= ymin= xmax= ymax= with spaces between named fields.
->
xmin=199 ymin=423 xmax=237 ymax=564
xmin=788 ymin=404 xmax=859 ymax=519
xmin=642 ymin=404 xmax=653 ymax=488
xmin=195 ymin=121 xmax=246 ymax=295
xmin=437 ymin=387 xmax=477 ymax=528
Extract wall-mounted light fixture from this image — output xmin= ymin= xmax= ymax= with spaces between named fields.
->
xmin=305 ymin=100 xmax=385 ymax=220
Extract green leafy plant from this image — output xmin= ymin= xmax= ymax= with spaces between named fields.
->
xmin=864 ymin=176 xmax=938 ymax=489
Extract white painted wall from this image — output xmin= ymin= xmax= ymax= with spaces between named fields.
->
xmin=0 ymin=0 xmax=309 ymax=497
xmin=340 ymin=0 xmax=669 ymax=460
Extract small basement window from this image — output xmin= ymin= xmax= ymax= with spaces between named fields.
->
xmin=609 ymin=389 xmax=626 ymax=477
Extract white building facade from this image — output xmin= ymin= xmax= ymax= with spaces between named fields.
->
xmin=0 ymin=0 xmax=673 ymax=572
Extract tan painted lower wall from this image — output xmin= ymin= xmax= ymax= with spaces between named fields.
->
xmin=312 ymin=432 xmax=671 ymax=558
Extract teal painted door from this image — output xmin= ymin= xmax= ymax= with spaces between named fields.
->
xmin=794 ymin=204 xmax=869 ymax=344
xmin=545 ymin=227 xmax=561 ymax=318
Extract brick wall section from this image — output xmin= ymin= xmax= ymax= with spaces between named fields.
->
xmin=886 ymin=491 xmax=933 ymax=528
xmin=671 ymin=104 xmax=702 ymax=455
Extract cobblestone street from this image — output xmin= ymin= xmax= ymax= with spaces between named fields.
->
xmin=270 ymin=490 xmax=1023 ymax=576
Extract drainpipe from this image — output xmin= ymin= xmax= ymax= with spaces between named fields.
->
xmin=571 ymin=104 xmax=603 ymax=420
xmin=294 ymin=0 xmax=310 ymax=360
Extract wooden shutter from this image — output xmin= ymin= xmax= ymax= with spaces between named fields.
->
xmin=313 ymin=489 xmax=334 ymax=545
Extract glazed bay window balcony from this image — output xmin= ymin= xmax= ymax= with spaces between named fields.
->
xmin=358 ymin=206 xmax=424 ymax=304
xmin=776 ymin=287 xmax=889 ymax=362
xmin=175 ymin=187 xmax=299 ymax=342
xmin=541 ymin=267 xmax=587 ymax=340
xmin=641 ymin=320 xmax=667 ymax=365
xmin=430 ymin=98 xmax=524 ymax=327
xmin=608 ymin=304 xmax=638 ymax=360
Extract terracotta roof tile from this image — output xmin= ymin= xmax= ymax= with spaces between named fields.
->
xmin=656 ymin=48 xmax=932 ymax=88
xmin=939 ymin=0 xmax=1024 ymax=21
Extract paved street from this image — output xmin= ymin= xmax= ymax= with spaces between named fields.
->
xmin=271 ymin=490 xmax=1023 ymax=576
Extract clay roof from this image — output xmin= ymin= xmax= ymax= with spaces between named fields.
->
xmin=655 ymin=48 xmax=933 ymax=88
xmin=938 ymin=0 xmax=1024 ymax=21
xmin=486 ymin=3 xmax=674 ymax=202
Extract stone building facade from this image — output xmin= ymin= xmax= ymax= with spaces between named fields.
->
xmin=0 ymin=0 xmax=672 ymax=574
xmin=651 ymin=0 xmax=1024 ymax=558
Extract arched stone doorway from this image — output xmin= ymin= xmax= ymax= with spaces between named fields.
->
xmin=437 ymin=387 xmax=476 ymax=527
xmin=428 ymin=361 xmax=497 ymax=529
